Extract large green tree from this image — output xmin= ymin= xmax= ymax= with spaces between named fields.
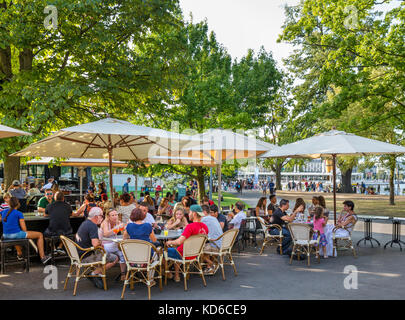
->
xmin=0 ymin=0 xmax=184 ymax=187
xmin=143 ymin=20 xmax=283 ymax=201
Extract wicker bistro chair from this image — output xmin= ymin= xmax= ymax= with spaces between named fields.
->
xmin=257 ymin=217 xmax=283 ymax=255
xmin=119 ymin=240 xmax=163 ymax=300
xmin=60 ymin=235 xmax=107 ymax=296
xmin=203 ymin=229 xmax=239 ymax=280
xmin=164 ymin=234 xmax=207 ymax=291
xmin=332 ymin=217 xmax=358 ymax=257
xmin=288 ymin=223 xmax=320 ymax=266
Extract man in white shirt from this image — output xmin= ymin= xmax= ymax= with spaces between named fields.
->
xmin=41 ymin=177 xmax=55 ymax=191
xmin=139 ymin=202 xmax=157 ymax=228
xmin=228 ymin=201 xmax=246 ymax=230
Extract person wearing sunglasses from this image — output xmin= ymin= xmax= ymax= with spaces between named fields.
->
xmin=37 ymin=188 xmax=55 ymax=214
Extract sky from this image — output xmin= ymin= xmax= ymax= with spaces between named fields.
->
xmin=178 ymin=0 xmax=301 ymax=68
xmin=178 ymin=0 xmax=401 ymax=69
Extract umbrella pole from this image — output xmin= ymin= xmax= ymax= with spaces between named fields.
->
xmin=217 ymin=164 xmax=222 ymax=210
xmin=108 ymin=147 xmax=114 ymax=208
xmin=333 ymin=154 xmax=337 ymax=225
xmin=209 ymin=167 xmax=213 ymax=200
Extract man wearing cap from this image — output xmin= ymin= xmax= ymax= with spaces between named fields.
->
xmin=8 ymin=180 xmax=27 ymax=200
xmin=75 ymin=207 xmax=118 ymax=289
xmin=166 ymin=204 xmax=208 ymax=282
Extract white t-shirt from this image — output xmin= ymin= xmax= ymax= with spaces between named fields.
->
xmin=201 ymin=215 xmax=223 ymax=248
xmin=230 ymin=210 xmax=246 ymax=229
xmin=143 ymin=212 xmax=155 ymax=225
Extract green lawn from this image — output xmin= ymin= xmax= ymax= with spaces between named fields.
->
xmin=211 ymin=192 xmax=247 ymax=209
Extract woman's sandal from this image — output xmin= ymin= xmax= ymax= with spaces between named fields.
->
xmin=174 ymin=276 xmax=181 ymax=282
xmin=120 ymin=272 xmax=127 ymax=281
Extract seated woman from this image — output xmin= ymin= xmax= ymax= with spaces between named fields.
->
xmin=165 ymin=208 xmax=189 ymax=230
xmin=157 ymin=197 xmax=173 ymax=217
xmin=317 ymin=195 xmax=330 ymax=218
xmin=117 ymin=193 xmax=136 ymax=224
xmin=0 ymin=197 xmax=51 ymax=264
xmin=255 ymin=197 xmax=267 ymax=217
xmin=324 ymin=200 xmax=357 ymax=257
xmin=292 ymin=197 xmax=306 ymax=222
xmin=100 ymin=209 xmax=126 ymax=280
xmin=124 ymin=208 xmax=159 ymax=247
xmin=144 ymin=195 xmax=156 ymax=215
xmin=75 ymin=194 xmax=97 ymax=218
xmin=180 ymin=197 xmax=191 ymax=219
xmin=0 ymin=192 xmax=11 ymax=211
xmin=307 ymin=196 xmax=320 ymax=219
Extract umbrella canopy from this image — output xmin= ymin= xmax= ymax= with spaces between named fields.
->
xmin=180 ymin=128 xmax=275 ymax=162
xmin=26 ymin=157 xmax=128 ymax=168
xmin=261 ymin=130 xmax=405 ymax=158
xmin=0 ymin=124 xmax=32 ymax=139
xmin=166 ymin=128 xmax=276 ymax=208
xmin=261 ymin=130 xmax=405 ymax=223
xmin=13 ymin=118 xmax=201 ymax=160
xmin=13 ymin=118 xmax=203 ymax=205
xmin=147 ymin=155 xmax=217 ymax=167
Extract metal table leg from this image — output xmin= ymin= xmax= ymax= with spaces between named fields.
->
xmin=357 ymin=219 xmax=380 ymax=247
xmin=384 ymin=220 xmax=405 ymax=251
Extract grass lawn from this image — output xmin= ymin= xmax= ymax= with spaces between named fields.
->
xmin=211 ymin=192 xmax=247 ymax=208
xmin=277 ymin=191 xmax=405 ymax=218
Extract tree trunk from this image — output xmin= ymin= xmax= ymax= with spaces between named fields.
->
xmin=4 ymin=154 xmax=20 ymax=189
xmin=196 ymin=166 xmax=206 ymax=203
xmin=341 ymin=168 xmax=353 ymax=193
xmin=274 ymin=163 xmax=283 ymax=191
xmin=389 ymin=157 xmax=396 ymax=205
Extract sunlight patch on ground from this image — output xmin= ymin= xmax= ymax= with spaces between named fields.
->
xmin=240 ymin=285 xmax=255 ymax=289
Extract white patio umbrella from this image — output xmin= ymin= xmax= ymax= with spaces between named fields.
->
xmin=12 ymin=118 xmax=203 ymax=205
xmin=167 ymin=128 xmax=276 ymax=209
xmin=26 ymin=157 xmax=128 ymax=202
xmin=260 ymin=130 xmax=405 ymax=223
xmin=0 ymin=124 xmax=32 ymax=139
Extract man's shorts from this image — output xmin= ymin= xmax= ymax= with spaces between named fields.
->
xmin=204 ymin=243 xmax=220 ymax=253
xmin=82 ymin=251 xmax=117 ymax=264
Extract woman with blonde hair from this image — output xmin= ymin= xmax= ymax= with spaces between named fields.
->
xmin=100 ymin=209 xmax=126 ymax=280
xmin=165 ymin=208 xmax=188 ymax=230
xmin=157 ymin=197 xmax=172 ymax=216
xmin=144 ymin=194 xmax=155 ymax=214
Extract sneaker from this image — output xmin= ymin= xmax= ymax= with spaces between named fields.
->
xmin=56 ymin=248 xmax=66 ymax=255
xmin=41 ymin=255 xmax=52 ymax=265
xmin=87 ymin=274 xmax=104 ymax=289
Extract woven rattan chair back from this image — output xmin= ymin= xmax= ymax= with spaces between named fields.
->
xmin=220 ymin=229 xmax=239 ymax=250
xmin=60 ymin=235 xmax=81 ymax=264
xmin=182 ymin=234 xmax=207 ymax=260
xmin=120 ymin=240 xmax=152 ymax=265
xmin=289 ymin=223 xmax=311 ymax=242
xmin=257 ymin=217 xmax=269 ymax=236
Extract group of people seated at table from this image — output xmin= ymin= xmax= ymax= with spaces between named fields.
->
xmin=254 ymin=195 xmax=358 ymax=258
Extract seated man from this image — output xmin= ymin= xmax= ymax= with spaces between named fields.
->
xmin=166 ymin=205 xmax=208 ymax=282
xmin=227 ymin=201 xmax=246 ymax=229
xmin=201 ymin=204 xmax=223 ymax=274
xmin=75 ymin=207 xmax=118 ymax=289
xmin=44 ymin=191 xmax=73 ymax=254
xmin=37 ymin=189 xmax=55 ymax=214
xmin=139 ymin=202 xmax=158 ymax=229
xmin=209 ymin=204 xmax=229 ymax=231
xmin=269 ymin=199 xmax=297 ymax=256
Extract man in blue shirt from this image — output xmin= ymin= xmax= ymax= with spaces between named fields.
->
xmin=122 ymin=177 xmax=131 ymax=194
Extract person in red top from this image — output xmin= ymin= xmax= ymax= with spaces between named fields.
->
xmin=166 ymin=204 xmax=208 ymax=282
